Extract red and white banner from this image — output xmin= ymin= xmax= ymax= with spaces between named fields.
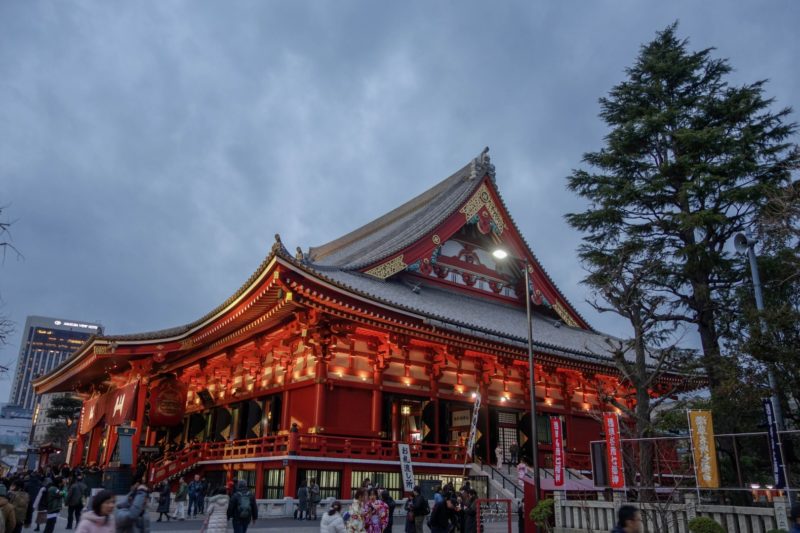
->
xmin=603 ymin=413 xmax=625 ymax=488
xmin=79 ymin=394 xmax=104 ymax=435
xmin=550 ymin=417 xmax=565 ymax=487
xmin=106 ymin=381 xmax=139 ymax=426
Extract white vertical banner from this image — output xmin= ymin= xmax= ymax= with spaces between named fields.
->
xmin=398 ymin=443 xmax=415 ymax=491
xmin=466 ymin=392 xmax=482 ymax=457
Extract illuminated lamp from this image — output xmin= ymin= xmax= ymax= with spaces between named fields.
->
xmin=401 ymin=405 xmax=411 ymax=416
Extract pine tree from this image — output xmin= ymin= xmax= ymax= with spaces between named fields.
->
xmin=566 ymin=23 xmax=800 ymax=397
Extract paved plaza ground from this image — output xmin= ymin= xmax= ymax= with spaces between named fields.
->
xmin=37 ymin=510 xmax=409 ymax=532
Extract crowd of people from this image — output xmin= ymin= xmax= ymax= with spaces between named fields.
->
xmin=0 ymin=466 xmax=259 ymax=533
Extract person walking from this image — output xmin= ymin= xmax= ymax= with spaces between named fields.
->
xmin=31 ymin=478 xmax=50 ymax=532
xmin=495 ymin=444 xmax=503 ymax=469
xmin=43 ymin=477 xmax=64 ymax=533
xmin=227 ymin=480 xmax=257 ymax=533
xmin=8 ymin=481 xmax=28 ymax=533
xmin=308 ymin=478 xmax=321 ymax=520
xmin=320 ymin=501 xmax=346 ymax=533
xmin=173 ymin=478 xmax=188 ymax=520
xmin=66 ymin=475 xmax=88 ymax=529
xmin=295 ymin=481 xmax=309 ymax=521
xmin=409 ymin=486 xmax=428 ymax=533
xmin=611 ymin=505 xmax=642 ymax=533
xmin=74 ymin=489 xmax=115 ymax=533
xmin=114 ymin=483 xmax=150 ymax=533
xmin=188 ymin=475 xmax=202 ymax=517
xmin=155 ymin=481 xmax=171 ymax=523
xmin=200 ymin=487 xmax=229 ymax=533
xmin=463 ymin=490 xmax=477 ymax=533
xmin=509 ymin=443 xmax=519 ymax=465
xmin=0 ymin=485 xmax=18 ymax=533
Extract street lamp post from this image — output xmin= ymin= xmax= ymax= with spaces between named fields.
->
xmin=733 ymin=232 xmax=785 ymax=430
xmin=494 ymin=249 xmax=540 ymax=509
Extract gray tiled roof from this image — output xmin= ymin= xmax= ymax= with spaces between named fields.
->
xmin=308 ymin=160 xmax=482 ymax=269
xmin=315 ymin=267 xmax=624 ymax=364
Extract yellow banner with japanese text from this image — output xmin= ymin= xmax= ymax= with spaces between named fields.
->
xmin=689 ymin=410 xmax=719 ymax=489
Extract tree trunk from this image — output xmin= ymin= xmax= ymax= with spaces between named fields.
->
xmin=636 ymin=388 xmax=655 ymax=502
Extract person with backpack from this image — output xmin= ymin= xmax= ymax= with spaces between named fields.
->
xmin=43 ymin=477 xmax=65 ymax=533
xmin=410 ymin=486 xmax=428 ymax=533
xmin=309 ymin=478 xmax=321 ymax=520
xmin=227 ymin=480 xmax=257 ymax=533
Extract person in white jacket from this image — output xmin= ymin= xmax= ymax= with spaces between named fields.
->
xmin=201 ymin=488 xmax=230 ymax=533
xmin=320 ymin=501 xmax=346 ymax=533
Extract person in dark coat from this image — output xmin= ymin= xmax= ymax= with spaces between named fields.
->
xmin=464 ymin=490 xmax=477 ymax=533
xmin=428 ymin=493 xmax=450 ymax=533
xmin=24 ymin=474 xmax=42 ymax=528
xmin=404 ymin=497 xmax=416 ymax=533
xmin=156 ymin=481 xmax=171 ymax=522
xmin=791 ymin=504 xmax=800 ymax=533
xmin=380 ymin=491 xmax=395 ymax=533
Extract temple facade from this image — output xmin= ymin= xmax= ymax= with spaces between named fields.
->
xmin=34 ymin=149 xmax=689 ymax=499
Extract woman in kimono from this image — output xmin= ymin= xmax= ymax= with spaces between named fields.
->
xmin=345 ymin=488 xmax=367 ymax=533
xmin=365 ymin=489 xmax=389 ymax=533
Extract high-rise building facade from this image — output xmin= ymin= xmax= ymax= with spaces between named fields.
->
xmin=9 ymin=316 xmax=102 ymax=411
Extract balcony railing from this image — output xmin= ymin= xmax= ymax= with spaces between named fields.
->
xmin=149 ymin=434 xmax=466 ymax=485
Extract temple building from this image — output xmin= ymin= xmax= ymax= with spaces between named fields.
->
xmin=33 ymin=149 xmax=690 ymax=499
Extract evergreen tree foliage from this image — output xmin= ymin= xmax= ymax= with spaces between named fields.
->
xmin=566 ymin=23 xmax=800 ymax=398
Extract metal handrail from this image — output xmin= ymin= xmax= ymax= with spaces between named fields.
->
xmin=477 ymin=460 xmax=523 ymax=499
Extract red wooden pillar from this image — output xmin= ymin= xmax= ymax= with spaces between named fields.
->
xmin=371 ymin=368 xmax=382 ymax=435
xmin=479 ymin=383 xmax=490 ymax=464
xmin=342 ymin=462 xmax=353 ymax=499
xmin=281 ymin=389 xmax=290 ymax=429
xmin=71 ymin=433 xmax=85 ymax=467
xmin=255 ymin=466 xmax=265 ymax=499
xmin=131 ymin=383 xmax=148 ymax=466
xmin=523 ymin=479 xmax=537 ymax=533
xmin=284 ymin=462 xmax=297 ymax=499
xmin=430 ymin=378 xmax=439 ymax=443
xmin=103 ymin=429 xmax=119 ymax=465
xmin=86 ymin=427 xmax=102 ymax=464
xmin=313 ymin=359 xmax=327 ymax=431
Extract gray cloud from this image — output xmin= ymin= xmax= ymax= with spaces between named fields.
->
xmin=1 ymin=1 xmax=798 ymax=399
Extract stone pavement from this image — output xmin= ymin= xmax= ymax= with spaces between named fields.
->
xmin=39 ymin=511 xmax=408 ymax=532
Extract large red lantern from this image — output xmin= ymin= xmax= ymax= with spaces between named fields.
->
xmin=149 ymin=377 xmax=188 ymax=427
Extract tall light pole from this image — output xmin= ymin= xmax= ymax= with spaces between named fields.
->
xmin=733 ymin=231 xmax=785 ymax=430
xmin=493 ymin=249 xmax=540 ymax=508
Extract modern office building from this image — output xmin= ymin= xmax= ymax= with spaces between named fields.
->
xmin=9 ymin=316 xmax=102 ymax=411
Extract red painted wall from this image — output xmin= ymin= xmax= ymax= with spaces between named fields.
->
xmin=287 ymin=386 xmax=316 ymax=430
xmin=325 ymin=388 xmax=373 ymax=435
xmin=568 ymin=415 xmax=600 ymax=453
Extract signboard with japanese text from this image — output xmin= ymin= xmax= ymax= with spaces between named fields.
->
xmin=603 ymin=413 xmax=625 ymax=488
xmin=688 ymin=410 xmax=719 ymax=489
xmin=550 ymin=417 xmax=565 ymax=487
xmin=398 ymin=443 xmax=415 ymax=492
xmin=466 ymin=393 xmax=482 ymax=458
xmin=762 ymin=399 xmax=786 ymax=488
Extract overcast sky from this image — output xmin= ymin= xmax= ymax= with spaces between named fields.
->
xmin=1 ymin=1 xmax=798 ymax=401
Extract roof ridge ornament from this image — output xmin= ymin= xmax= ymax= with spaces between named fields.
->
xmin=469 ymin=146 xmax=496 ymax=182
